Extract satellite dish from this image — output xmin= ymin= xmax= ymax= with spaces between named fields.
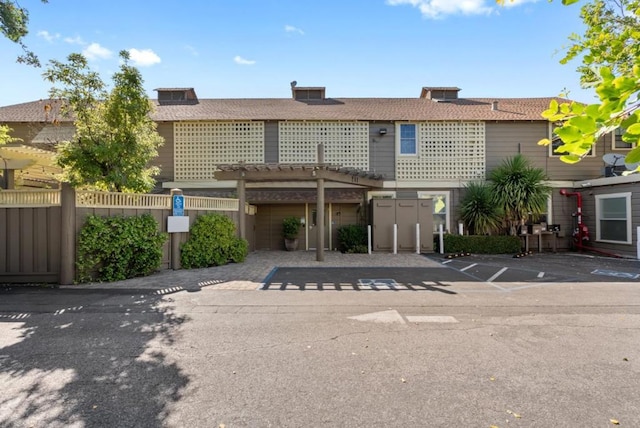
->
xmin=603 ymin=153 xmax=626 ymax=166
xmin=625 ymin=161 xmax=640 ymax=172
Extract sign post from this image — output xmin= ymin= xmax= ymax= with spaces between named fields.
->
xmin=168 ymin=189 xmax=188 ymax=270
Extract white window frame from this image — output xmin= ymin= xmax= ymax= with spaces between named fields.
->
xmin=595 ymin=192 xmax=632 ymax=244
xmin=548 ymin=122 xmax=595 ymax=158
xmin=396 ymin=123 xmax=419 ymax=157
xmin=418 ymin=191 xmax=450 ymax=233
xmin=612 ymin=127 xmax=635 ymax=150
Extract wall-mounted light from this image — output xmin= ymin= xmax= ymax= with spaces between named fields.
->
xmin=300 ymin=217 xmax=306 ymax=227
xmin=379 ymin=128 xmax=387 ymax=135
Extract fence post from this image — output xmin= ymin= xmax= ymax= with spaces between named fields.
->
xmin=60 ymin=183 xmax=76 ymax=285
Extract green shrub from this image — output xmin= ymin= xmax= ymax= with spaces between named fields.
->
xmin=180 ymin=213 xmax=248 ymax=269
xmin=337 ymin=224 xmax=368 ymax=253
xmin=76 ymin=214 xmax=168 ymax=283
xmin=282 ymin=216 xmax=302 ymax=239
xmin=436 ymin=234 xmax=521 ymax=254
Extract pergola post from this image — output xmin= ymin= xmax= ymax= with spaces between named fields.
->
xmin=237 ymin=176 xmax=246 ymax=240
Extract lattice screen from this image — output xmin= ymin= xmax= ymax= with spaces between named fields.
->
xmin=279 ymin=122 xmax=369 ymax=169
xmin=396 ymin=122 xmax=485 ymax=181
xmin=174 ymin=122 xmax=264 ymax=181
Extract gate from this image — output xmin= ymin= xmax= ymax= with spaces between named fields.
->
xmin=372 ymin=199 xmax=433 ymax=253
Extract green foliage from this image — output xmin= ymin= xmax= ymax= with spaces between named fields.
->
xmin=436 ymin=234 xmax=521 ymax=254
xmin=534 ymin=1 xmax=640 ymax=173
xmin=0 ymin=124 xmax=20 ymax=145
xmin=76 ymin=214 xmax=168 ymax=283
xmin=180 ymin=213 xmax=248 ymax=269
xmin=459 ymin=182 xmax=503 ymax=235
xmin=337 ymin=224 xmax=368 ymax=253
xmin=0 ymin=0 xmax=48 ymax=66
xmin=44 ymin=51 xmax=164 ymax=192
xmin=489 ymin=155 xmax=551 ymax=235
xmin=282 ymin=216 xmax=302 ymax=239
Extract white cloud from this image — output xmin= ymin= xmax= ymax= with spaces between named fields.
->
xmin=64 ymin=36 xmax=85 ymax=45
xmin=284 ymin=25 xmax=305 ymax=35
xmin=83 ymin=43 xmax=113 ymax=60
xmin=385 ymin=0 xmax=527 ymax=18
xmin=234 ymin=55 xmax=256 ymax=65
xmin=37 ymin=30 xmax=59 ymax=42
xmin=128 ymin=48 xmax=161 ymax=67
xmin=185 ymin=44 xmax=199 ymax=56
xmin=501 ymin=0 xmax=538 ymax=7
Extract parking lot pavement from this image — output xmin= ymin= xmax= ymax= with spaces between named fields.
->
xmin=261 ymin=252 xmax=640 ymax=293
xmin=430 ymin=252 xmax=640 ymax=283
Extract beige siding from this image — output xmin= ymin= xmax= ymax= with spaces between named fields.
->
xmin=577 ymin=183 xmax=640 ymax=258
xmin=154 ymin=122 xmax=174 ymax=181
xmin=255 ymin=204 xmax=307 ymax=250
xmin=486 ymin=122 xmax=604 ymax=181
xmin=369 ymin=123 xmax=395 ymax=179
xmin=265 ymin=121 xmax=279 ymax=163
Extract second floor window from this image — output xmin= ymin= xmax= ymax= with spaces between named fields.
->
xmin=399 ymin=124 xmax=417 ymax=155
xmin=613 ymin=127 xmax=634 ymax=150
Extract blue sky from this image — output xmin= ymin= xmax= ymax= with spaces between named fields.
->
xmin=1 ymin=0 xmax=595 ymax=106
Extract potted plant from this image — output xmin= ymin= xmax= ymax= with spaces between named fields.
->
xmin=283 ymin=216 xmax=302 ymax=251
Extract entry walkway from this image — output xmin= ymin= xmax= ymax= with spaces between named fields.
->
xmin=57 ymin=251 xmax=442 ymax=293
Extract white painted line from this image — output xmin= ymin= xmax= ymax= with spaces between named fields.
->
xmin=460 ymin=263 xmax=478 ymax=272
xmin=537 ymin=272 xmax=545 ymax=278
xmin=487 ymin=267 xmax=508 ymax=283
xmin=348 ymin=310 xmax=406 ymax=324
xmin=442 ymin=260 xmax=452 ymax=264
xmin=406 ymin=315 xmax=458 ymax=323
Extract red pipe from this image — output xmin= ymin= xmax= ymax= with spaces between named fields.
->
xmin=559 ymin=189 xmax=622 ymax=258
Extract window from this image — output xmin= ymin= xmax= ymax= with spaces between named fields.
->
xmin=398 ymin=124 xmax=417 ymax=155
xmin=613 ymin=127 xmax=634 ymax=150
xmin=549 ymin=123 xmax=594 ymax=157
xmin=595 ymin=192 xmax=632 ymax=244
xmin=418 ymin=191 xmax=450 ymax=232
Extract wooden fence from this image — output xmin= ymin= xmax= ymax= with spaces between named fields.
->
xmin=0 ymin=187 xmax=254 ymax=284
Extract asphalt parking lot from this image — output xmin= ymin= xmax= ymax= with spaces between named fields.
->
xmin=263 ymin=252 xmax=640 ymax=292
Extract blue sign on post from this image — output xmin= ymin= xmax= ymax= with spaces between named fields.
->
xmin=172 ymin=195 xmax=185 ymax=216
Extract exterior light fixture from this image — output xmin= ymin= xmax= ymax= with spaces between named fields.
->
xmin=379 ymin=128 xmax=387 ymax=135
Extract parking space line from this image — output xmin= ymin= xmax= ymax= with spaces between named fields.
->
xmin=460 ymin=263 xmax=478 ymax=272
xmin=538 ymin=272 xmax=545 ymax=278
xmin=487 ymin=267 xmax=508 ymax=282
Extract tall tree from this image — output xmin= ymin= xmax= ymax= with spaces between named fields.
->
xmin=0 ymin=0 xmax=48 ymax=66
xmin=489 ymin=155 xmax=551 ymax=236
xmin=44 ymin=51 xmax=163 ymax=193
xmin=498 ymin=0 xmax=640 ymax=169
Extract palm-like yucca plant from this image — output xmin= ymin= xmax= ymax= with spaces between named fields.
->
xmin=489 ymin=154 xmax=551 ymax=235
xmin=460 ymin=182 xmax=503 ymax=235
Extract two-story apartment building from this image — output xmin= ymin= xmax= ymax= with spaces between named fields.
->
xmin=2 ymin=84 xmax=638 ymax=257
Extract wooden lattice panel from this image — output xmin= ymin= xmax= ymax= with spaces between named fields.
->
xmin=279 ymin=122 xmax=369 ymax=169
xmin=174 ymin=122 xmax=264 ymax=181
xmin=396 ymin=122 xmax=485 ymax=181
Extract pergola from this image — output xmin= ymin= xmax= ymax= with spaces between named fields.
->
xmin=0 ymin=144 xmax=61 ymax=189
xmin=214 ymin=146 xmax=385 ymax=261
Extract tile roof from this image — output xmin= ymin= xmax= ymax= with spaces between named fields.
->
xmin=0 ymin=96 xmax=569 ymax=123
